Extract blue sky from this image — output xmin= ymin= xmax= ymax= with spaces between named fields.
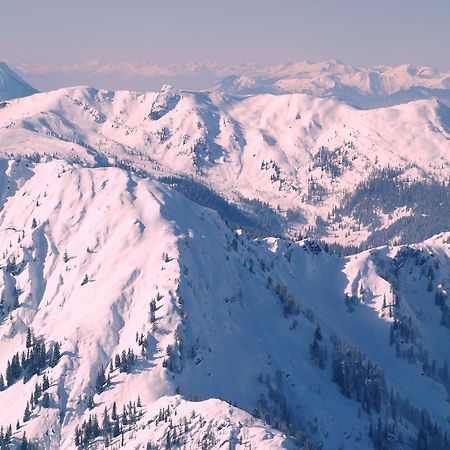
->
xmin=1 ymin=0 xmax=449 ymax=90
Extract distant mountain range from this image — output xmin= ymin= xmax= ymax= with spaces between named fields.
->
xmin=214 ymin=60 xmax=450 ymax=108
xmin=8 ymin=59 xmax=450 ymax=107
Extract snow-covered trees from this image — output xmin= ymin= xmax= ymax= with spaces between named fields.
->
xmin=0 ymin=425 xmax=13 ymax=449
xmin=330 ymin=336 xmax=450 ymax=449
xmin=0 ymin=328 xmax=61 ymax=388
xmin=112 ymin=349 xmax=136 ymax=374
xmin=74 ymin=399 xmax=143 ymax=448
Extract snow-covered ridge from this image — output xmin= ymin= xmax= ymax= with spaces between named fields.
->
xmin=0 ymin=83 xmax=448 ymax=247
xmin=0 ymin=159 xmax=448 ymax=449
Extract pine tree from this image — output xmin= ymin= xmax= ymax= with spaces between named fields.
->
xmin=50 ymin=342 xmax=61 ymax=367
xmin=0 ymin=374 xmax=4 ymax=391
xmin=42 ymin=392 xmax=50 ymax=408
xmin=23 ymin=403 xmax=31 ymax=422
xmin=42 ymin=374 xmax=50 ymax=391
xmin=5 ymin=361 xmax=12 ymax=386
xmin=87 ymin=395 xmax=94 ymax=410
xmin=31 ymin=218 xmax=37 ymax=229
xmin=122 ymin=405 xmax=128 ymax=426
xmin=95 ymin=366 xmax=106 ymax=394
xmin=20 ymin=432 xmax=28 ymax=450
xmin=111 ymin=402 xmax=118 ymax=421
xmin=33 ymin=383 xmax=41 ymax=404
xmin=314 ymin=324 xmax=322 ymax=341
xmin=102 ymin=407 xmax=110 ymax=436
xmin=416 ymin=427 xmax=428 ymax=450
xmin=26 ymin=327 xmax=33 ymax=349
xmin=114 ymin=354 xmax=121 ymax=371
xmin=74 ymin=426 xmax=81 ymax=447
xmin=112 ymin=419 xmax=120 ymax=437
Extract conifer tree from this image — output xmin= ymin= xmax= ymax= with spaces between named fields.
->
xmin=50 ymin=342 xmax=61 ymax=367
xmin=111 ymin=402 xmax=118 ymax=421
xmin=23 ymin=403 xmax=31 ymax=422
xmin=33 ymin=383 xmax=41 ymax=404
xmin=102 ymin=406 xmax=110 ymax=436
xmin=314 ymin=324 xmax=322 ymax=341
xmin=20 ymin=432 xmax=28 ymax=450
xmin=42 ymin=374 xmax=50 ymax=391
xmin=87 ymin=395 xmax=94 ymax=410
xmin=95 ymin=365 xmax=106 ymax=394
xmin=26 ymin=328 xmax=33 ymax=349
xmin=114 ymin=354 xmax=121 ymax=371
xmin=42 ymin=392 xmax=50 ymax=408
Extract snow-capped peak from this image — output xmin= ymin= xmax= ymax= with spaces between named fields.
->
xmin=148 ymin=84 xmax=181 ymax=120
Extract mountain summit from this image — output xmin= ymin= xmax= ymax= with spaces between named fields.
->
xmin=0 ymin=62 xmax=38 ymax=102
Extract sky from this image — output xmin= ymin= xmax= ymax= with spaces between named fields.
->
xmin=1 ymin=0 xmax=449 ymax=91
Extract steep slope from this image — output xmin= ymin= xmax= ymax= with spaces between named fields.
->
xmin=0 ymin=85 xmax=448 ymax=247
xmin=0 ymin=62 xmax=38 ymax=102
xmin=0 ymin=159 xmax=448 ymax=449
xmin=0 ymin=159 xmax=297 ymax=449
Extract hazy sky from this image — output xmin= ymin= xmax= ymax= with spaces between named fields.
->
xmin=1 ymin=0 xmax=449 ymax=90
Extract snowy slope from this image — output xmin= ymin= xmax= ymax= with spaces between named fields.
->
xmin=0 ymin=159 xmax=448 ymax=449
xmin=0 ymin=85 xmax=448 ymax=247
xmin=0 ymin=62 xmax=38 ymax=102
